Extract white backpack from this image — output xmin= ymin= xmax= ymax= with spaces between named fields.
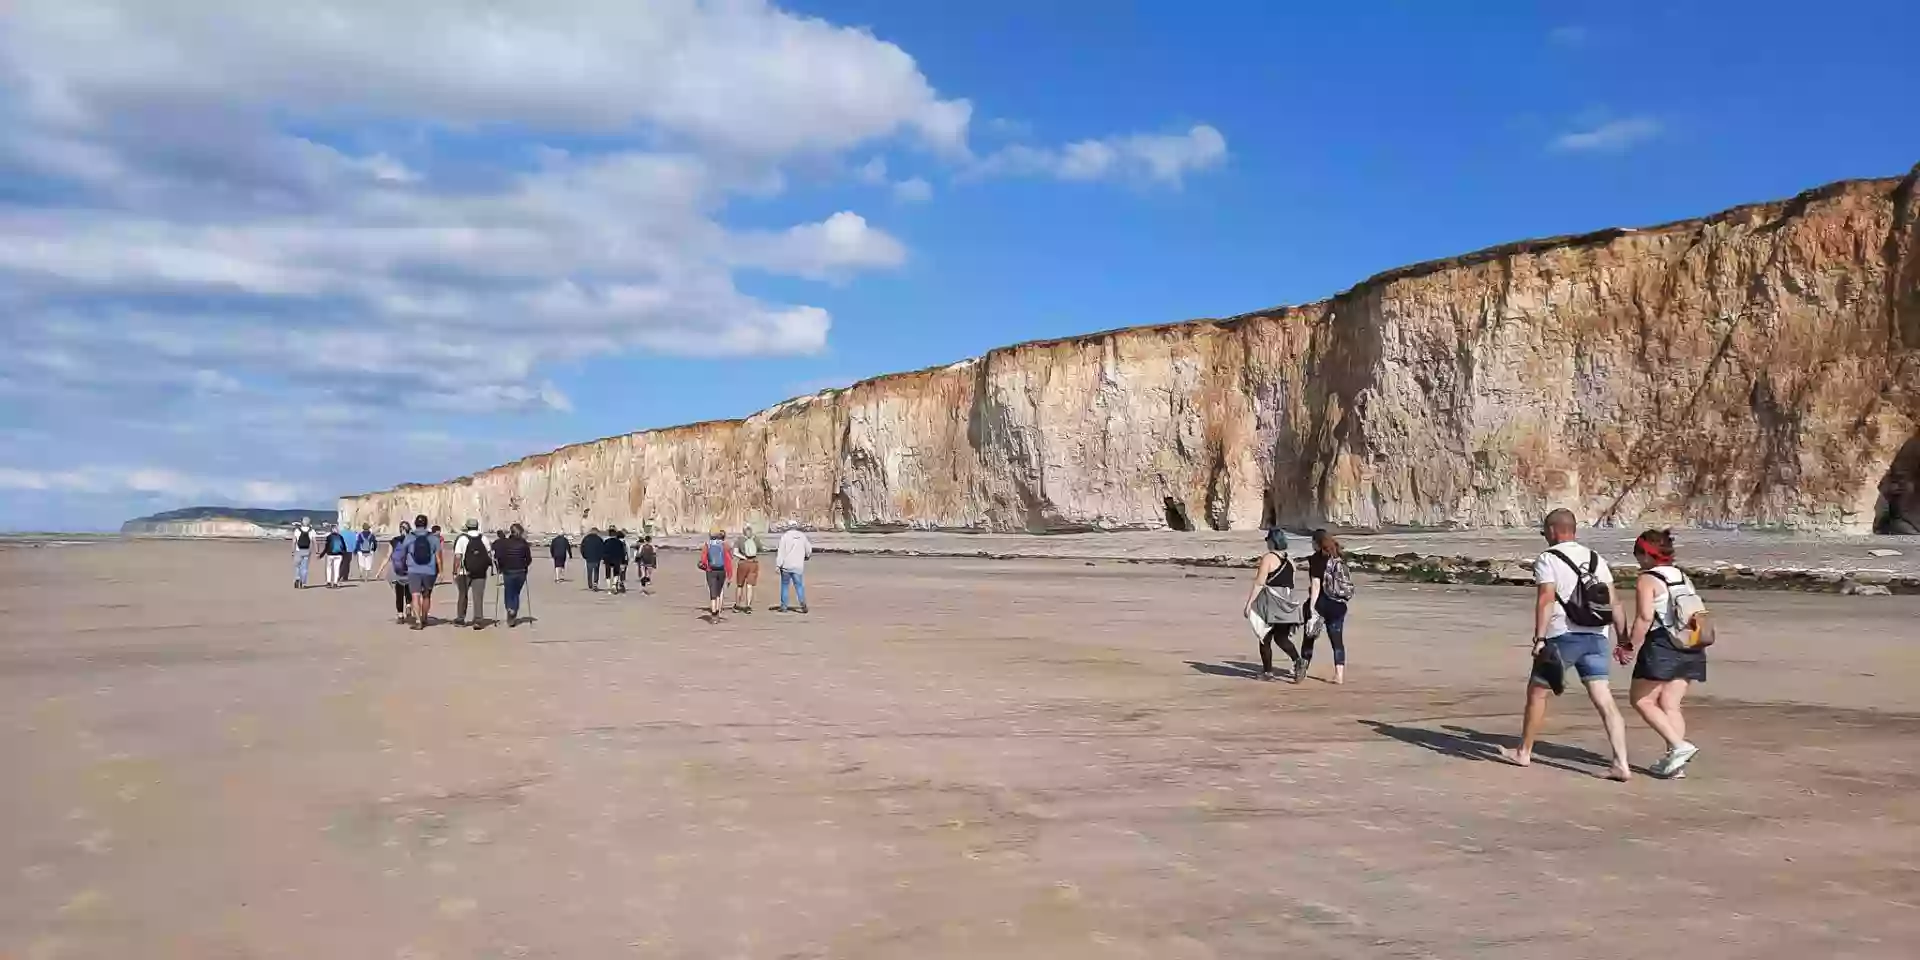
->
xmin=1650 ymin=567 xmax=1714 ymax=649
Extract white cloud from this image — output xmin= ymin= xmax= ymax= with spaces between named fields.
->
xmin=732 ymin=212 xmax=907 ymax=280
xmin=892 ymin=177 xmax=934 ymax=204
xmin=0 ymin=0 xmax=1225 ymax=527
xmin=1550 ymin=116 xmax=1662 ymax=153
xmin=2 ymin=0 xmax=975 ymax=158
xmin=974 ymin=124 xmax=1227 ymax=185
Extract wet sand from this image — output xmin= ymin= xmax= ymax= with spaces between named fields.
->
xmin=3 ymin=540 xmax=1917 ymax=958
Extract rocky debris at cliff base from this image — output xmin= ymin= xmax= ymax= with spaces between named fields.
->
xmin=553 ymin=529 xmax=1920 ymax=595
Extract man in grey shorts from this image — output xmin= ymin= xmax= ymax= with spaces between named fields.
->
xmin=1504 ymin=508 xmax=1632 ymax=781
xmin=401 ymin=514 xmax=443 ymax=631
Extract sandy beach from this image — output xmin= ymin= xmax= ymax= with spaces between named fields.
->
xmin=3 ymin=539 xmax=1917 ymax=958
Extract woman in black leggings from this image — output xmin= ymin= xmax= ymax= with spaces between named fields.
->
xmin=1302 ymin=529 xmax=1353 ymax=684
xmin=1242 ymin=528 xmax=1305 ymax=682
xmin=387 ymin=526 xmax=411 ymax=624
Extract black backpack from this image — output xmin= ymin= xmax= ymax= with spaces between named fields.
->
xmin=462 ymin=535 xmax=491 ymax=577
xmin=1547 ymin=548 xmax=1613 ymax=628
xmin=409 ymin=533 xmax=435 ymax=566
xmin=297 ymin=529 xmax=311 ymax=550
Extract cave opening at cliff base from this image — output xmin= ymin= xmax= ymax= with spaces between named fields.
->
xmin=1874 ymin=433 xmax=1920 ymax=534
xmin=1163 ymin=497 xmax=1194 ymax=532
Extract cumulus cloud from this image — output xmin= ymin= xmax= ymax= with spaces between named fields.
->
xmin=2 ymin=0 xmax=975 ymax=157
xmin=732 ymin=212 xmax=908 ymax=280
xmin=0 ymin=0 xmax=1224 ymax=527
xmin=973 ymin=125 xmax=1228 ymax=186
xmin=1550 ymin=116 xmax=1663 ymax=153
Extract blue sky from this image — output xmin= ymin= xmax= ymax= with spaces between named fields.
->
xmin=2 ymin=0 xmax=1917 ymax=531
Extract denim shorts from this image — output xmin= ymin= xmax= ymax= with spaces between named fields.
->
xmin=1535 ymin=632 xmax=1611 ymax=684
xmin=407 ymin=571 xmax=438 ymax=595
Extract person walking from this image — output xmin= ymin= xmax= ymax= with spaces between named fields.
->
xmin=732 ymin=524 xmax=763 ymax=613
xmin=1618 ymin=529 xmax=1712 ymax=778
xmin=1242 ymin=529 xmax=1307 ymax=682
xmin=581 ymin=528 xmax=604 ymax=592
xmin=322 ymin=525 xmax=348 ymax=588
xmin=1503 ymin=508 xmax=1632 ymax=781
xmin=291 ymin=517 xmax=315 ymax=589
xmin=603 ymin=528 xmax=629 ymax=594
xmin=495 ymin=523 xmax=535 ymax=627
xmin=452 ymin=520 xmax=491 ymax=629
xmin=636 ymin=536 xmax=658 ymax=592
xmin=430 ymin=525 xmax=447 ymax=586
xmin=549 ymin=533 xmax=571 ymax=583
xmin=1301 ymin=529 xmax=1357 ymax=684
xmin=401 ymin=515 xmax=443 ymax=629
xmin=354 ymin=523 xmax=377 ymax=582
xmin=386 ymin=522 xmax=413 ymax=624
xmin=775 ymin=523 xmax=812 ymax=613
xmin=698 ymin=528 xmax=734 ymax=620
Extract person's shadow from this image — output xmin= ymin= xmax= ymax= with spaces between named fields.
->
xmin=1357 ymin=720 xmax=1612 ymax=776
xmin=1185 ymin=660 xmax=1267 ymax=680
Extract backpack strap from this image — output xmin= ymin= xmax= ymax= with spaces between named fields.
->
xmin=1544 ymin=548 xmax=1577 ymax=598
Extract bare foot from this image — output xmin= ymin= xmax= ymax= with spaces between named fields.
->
xmin=1496 ymin=748 xmax=1531 ymax=767
xmin=1604 ymin=767 xmax=1632 ymax=782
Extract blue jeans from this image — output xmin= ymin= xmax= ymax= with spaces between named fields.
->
xmin=1533 ymin=631 xmax=1612 ymax=685
xmin=293 ymin=553 xmax=309 ymax=585
xmin=503 ymin=571 xmax=527 ymax=615
xmin=779 ymin=569 xmax=806 ymax=608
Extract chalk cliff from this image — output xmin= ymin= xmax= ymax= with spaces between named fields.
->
xmin=122 ymin=507 xmax=336 ymax=538
xmin=341 ymin=166 xmax=1920 ymax=535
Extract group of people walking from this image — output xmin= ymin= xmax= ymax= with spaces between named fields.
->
xmin=555 ymin=527 xmax=661 ymax=595
xmin=369 ymin=516 xmax=537 ymax=630
xmin=1244 ymin=509 xmax=1711 ymax=781
xmin=288 ymin=518 xmax=378 ymax=589
xmin=1243 ymin=528 xmax=1354 ymax=684
xmin=292 ymin=515 xmax=818 ymax=630
xmin=690 ymin=524 xmax=811 ymax=619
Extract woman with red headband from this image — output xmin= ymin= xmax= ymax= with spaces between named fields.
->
xmin=1618 ymin=529 xmax=1707 ymax=777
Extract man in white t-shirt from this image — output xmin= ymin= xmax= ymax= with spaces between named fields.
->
xmin=1503 ymin=508 xmax=1632 ymax=781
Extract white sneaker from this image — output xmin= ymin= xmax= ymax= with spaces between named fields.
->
xmin=1654 ymin=741 xmax=1699 ymax=776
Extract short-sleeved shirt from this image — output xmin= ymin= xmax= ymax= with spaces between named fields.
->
xmin=1533 ymin=541 xmax=1612 ymax=639
xmin=1307 ymin=552 xmax=1329 ymax=583
xmin=735 ymin=535 xmax=760 ymax=560
xmin=403 ymin=532 xmax=443 ymax=577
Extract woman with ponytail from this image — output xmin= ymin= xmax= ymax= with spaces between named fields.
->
xmin=1619 ymin=529 xmax=1707 ymax=777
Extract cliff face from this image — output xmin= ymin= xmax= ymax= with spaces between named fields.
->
xmin=342 ymin=166 xmax=1920 ymax=535
xmin=121 ymin=519 xmax=290 ymax=538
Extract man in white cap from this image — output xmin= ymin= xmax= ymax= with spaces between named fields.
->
xmin=451 ymin=519 xmax=492 ymax=629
